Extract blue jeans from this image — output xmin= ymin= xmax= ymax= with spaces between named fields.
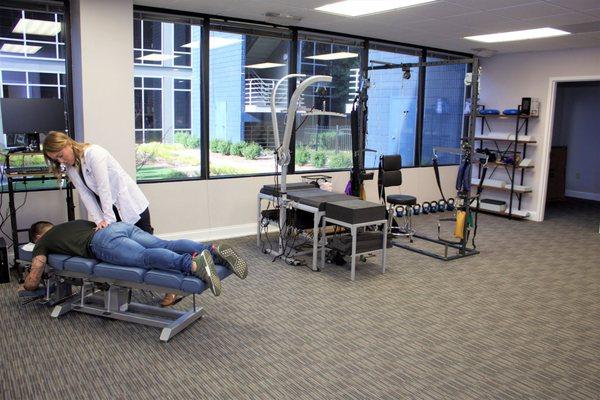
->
xmin=89 ymin=222 xmax=212 ymax=274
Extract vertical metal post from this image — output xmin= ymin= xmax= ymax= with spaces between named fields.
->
xmin=63 ymin=0 xmax=76 ymax=138
xmin=7 ymin=173 xmax=21 ymax=278
xmin=463 ymin=57 xmax=479 ymax=252
xmin=508 ymin=110 xmax=520 ymax=218
xmin=414 ymin=49 xmax=427 ymax=166
xmin=200 ymin=18 xmax=210 ymax=179
xmin=288 ymin=29 xmax=298 ymax=174
xmin=66 ymin=181 xmax=75 ymax=220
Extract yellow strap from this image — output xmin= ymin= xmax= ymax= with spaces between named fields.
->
xmin=454 ymin=210 xmax=466 ymax=239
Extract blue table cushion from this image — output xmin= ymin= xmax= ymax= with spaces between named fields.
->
xmin=180 ymin=276 xmax=208 ymax=294
xmin=64 ymin=257 xmax=98 ymax=274
xmin=503 ymin=108 xmax=519 ymax=115
xmin=93 ymin=263 xmax=147 ymax=283
xmin=180 ymin=265 xmax=232 ymax=293
xmin=18 ymin=247 xmax=33 ymax=262
xmin=144 ymin=270 xmax=184 ymax=289
xmin=48 ymin=254 xmax=73 ymax=271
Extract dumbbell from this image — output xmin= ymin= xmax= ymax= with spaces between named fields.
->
xmin=422 ymin=201 xmax=431 ymax=214
xmin=446 ymin=198 xmax=455 ymax=211
xmin=438 ymin=199 xmax=446 ymax=212
xmin=412 ymin=204 xmax=421 ymax=215
xmin=430 ymin=201 xmax=438 ymax=213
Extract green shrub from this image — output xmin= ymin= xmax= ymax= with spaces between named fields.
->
xmin=328 ymin=152 xmax=352 ymax=169
xmin=174 ymin=131 xmax=189 ymax=146
xmin=186 ymin=136 xmax=200 ymax=149
xmin=210 ymin=139 xmax=223 ymax=152
xmin=230 ymin=141 xmax=245 ymax=157
xmin=317 ymin=130 xmax=338 ymax=149
xmin=311 ymin=150 xmax=327 ymax=168
xmin=241 ymin=142 xmax=262 ymax=160
xmin=174 ymin=131 xmax=200 ymax=149
xmin=296 ymin=146 xmax=310 ymax=165
xmin=215 ymin=140 xmax=231 ymax=155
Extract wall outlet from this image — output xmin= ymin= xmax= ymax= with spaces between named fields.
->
xmin=575 ymin=172 xmax=581 ymax=180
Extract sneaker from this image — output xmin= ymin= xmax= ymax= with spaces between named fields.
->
xmin=193 ymin=250 xmax=222 ymax=296
xmin=159 ymin=293 xmax=181 ymax=307
xmin=214 ymin=244 xmax=248 ymax=279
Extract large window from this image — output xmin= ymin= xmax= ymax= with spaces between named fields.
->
xmin=366 ymin=43 xmax=420 ymax=168
xmin=208 ymin=28 xmax=290 ymax=176
xmin=421 ymin=52 xmax=467 ymax=166
xmin=133 ymin=16 xmax=201 ymax=181
xmin=130 ymin=11 xmax=470 ymax=181
xmin=0 ymin=5 xmax=69 ymax=190
xmin=295 ymin=35 xmax=362 ymax=171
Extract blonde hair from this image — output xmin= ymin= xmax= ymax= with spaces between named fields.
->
xmin=43 ymin=131 xmax=89 ymax=177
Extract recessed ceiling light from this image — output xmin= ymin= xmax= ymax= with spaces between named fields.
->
xmin=306 ymin=52 xmax=359 ymax=60
xmin=136 ymin=53 xmax=179 ymax=61
xmin=245 ymin=62 xmax=286 ymax=69
xmin=316 ymin=0 xmax=437 ymax=17
xmin=465 ymin=27 xmax=570 ymax=43
xmin=0 ymin=43 xmax=42 ymax=54
xmin=12 ymin=18 xmax=61 ymax=36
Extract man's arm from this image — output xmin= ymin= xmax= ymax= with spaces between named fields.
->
xmin=22 ymin=255 xmax=47 ymax=291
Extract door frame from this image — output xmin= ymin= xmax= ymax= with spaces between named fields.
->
xmin=537 ymin=75 xmax=600 ymax=221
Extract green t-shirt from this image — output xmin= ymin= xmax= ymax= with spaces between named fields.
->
xmin=32 ymin=220 xmax=96 ymax=259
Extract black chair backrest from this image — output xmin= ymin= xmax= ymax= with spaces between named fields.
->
xmin=380 ymin=155 xmax=402 ymax=188
xmin=378 ymin=154 xmax=403 ymax=202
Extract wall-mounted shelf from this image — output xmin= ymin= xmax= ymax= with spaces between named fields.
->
xmin=476 ymin=106 xmax=536 ymax=219
xmin=473 ymin=136 xmax=537 ymax=144
xmin=471 ymin=181 xmax=533 ymax=194
xmin=472 ymin=205 xmax=530 ymax=219
xmin=476 ymin=113 xmax=538 ymax=120
xmin=474 ymin=160 xmax=534 ymax=169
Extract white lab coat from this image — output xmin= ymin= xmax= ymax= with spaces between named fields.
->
xmin=65 ymin=145 xmax=149 ymax=225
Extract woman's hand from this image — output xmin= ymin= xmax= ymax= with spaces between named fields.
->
xmin=95 ymin=220 xmax=110 ymax=231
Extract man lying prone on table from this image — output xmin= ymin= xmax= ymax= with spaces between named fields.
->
xmin=21 ymin=220 xmax=248 ymax=296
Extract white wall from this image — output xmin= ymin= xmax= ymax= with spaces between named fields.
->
xmin=479 ymin=46 xmax=600 ymax=221
xmin=70 ymin=0 xmax=136 ymax=175
xmin=552 ymin=83 xmax=600 ymax=201
xmin=141 ymin=165 xmax=458 ymax=241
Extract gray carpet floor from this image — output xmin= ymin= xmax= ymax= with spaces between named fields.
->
xmin=1 ymin=200 xmax=599 ymax=399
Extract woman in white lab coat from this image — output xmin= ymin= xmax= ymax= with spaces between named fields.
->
xmin=43 ymin=131 xmax=152 ymax=233
xmin=43 ymin=132 xmax=179 ymax=307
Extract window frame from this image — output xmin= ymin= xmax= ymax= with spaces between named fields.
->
xmin=0 ymin=1 xmax=75 ymax=193
xmin=134 ymin=75 xmax=164 ymax=144
xmin=130 ymin=6 xmax=472 ymax=184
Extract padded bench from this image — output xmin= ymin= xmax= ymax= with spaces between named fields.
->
xmin=18 ymin=248 xmax=232 ymax=342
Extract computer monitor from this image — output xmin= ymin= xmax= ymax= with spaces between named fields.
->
xmin=0 ymin=98 xmax=67 ymax=150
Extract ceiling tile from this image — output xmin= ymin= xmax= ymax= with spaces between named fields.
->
xmin=446 ymin=0 xmax=539 ymax=11
xmin=134 ymin=0 xmax=600 ymax=55
xmin=521 ymin=12 xmax=600 ymax=27
xmin=488 ymin=2 xmax=570 ymax=20
xmin=542 ymin=0 xmax=600 ymax=12
xmin=444 ymin=12 xmax=526 ymax=30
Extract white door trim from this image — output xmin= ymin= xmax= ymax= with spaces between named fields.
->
xmin=537 ymin=75 xmax=600 ymax=221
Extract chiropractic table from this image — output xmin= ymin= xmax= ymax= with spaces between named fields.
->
xmin=18 ymin=248 xmax=232 ymax=342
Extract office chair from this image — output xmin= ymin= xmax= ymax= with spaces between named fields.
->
xmin=378 ymin=155 xmax=417 ymax=240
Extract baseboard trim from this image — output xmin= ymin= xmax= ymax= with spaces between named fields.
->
xmin=565 ymin=190 xmax=600 ymax=202
xmin=157 ymin=223 xmax=259 ymax=242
